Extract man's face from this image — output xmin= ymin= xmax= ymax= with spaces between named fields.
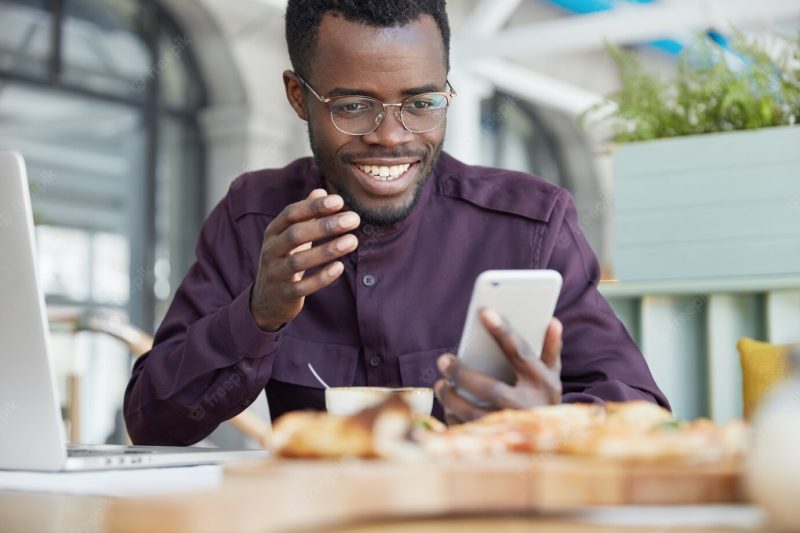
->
xmin=285 ymin=14 xmax=448 ymax=226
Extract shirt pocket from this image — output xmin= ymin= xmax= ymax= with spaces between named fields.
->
xmin=270 ymin=334 xmax=360 ymax=389
xmin=397 ymin=346 xmax=455 ymax=388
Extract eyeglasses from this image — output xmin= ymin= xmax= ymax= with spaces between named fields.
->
xmin=293 ymin=72 xmax=456 ymax=136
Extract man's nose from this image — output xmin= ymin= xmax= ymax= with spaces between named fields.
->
xmin=361 ymin=108 xmax=414 ymax=148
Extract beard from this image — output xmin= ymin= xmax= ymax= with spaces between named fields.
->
xmin=308 ymin=125 xmax=444 ymax=227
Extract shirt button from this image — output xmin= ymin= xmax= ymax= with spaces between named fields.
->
xmin=362 ymin=274 xmax=376 ymax=287
xmin=369 ymin=355 xmax=383 ymax=367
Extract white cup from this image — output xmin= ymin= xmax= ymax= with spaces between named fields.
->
xmin=325 ymin=386 xmax=433 ymax=417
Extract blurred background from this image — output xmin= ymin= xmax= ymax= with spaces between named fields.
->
xmin=0 ymin=0 xmax=798 ymax=447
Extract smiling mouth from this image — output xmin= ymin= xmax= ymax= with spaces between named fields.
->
xmin=355 ymin=163 xmax=413 ymax=181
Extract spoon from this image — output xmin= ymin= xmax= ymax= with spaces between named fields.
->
xmin=307 ymin=363 xmax=331 ymax=389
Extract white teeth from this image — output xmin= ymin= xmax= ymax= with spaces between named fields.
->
xmin=356 ymin=163 xmax=412 ymax=181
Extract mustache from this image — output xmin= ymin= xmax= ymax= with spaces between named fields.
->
xmin=340 ymin=150 xmax=427 ymax=164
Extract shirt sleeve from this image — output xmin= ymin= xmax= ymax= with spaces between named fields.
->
xmin=543 ymin=191 xmax=670 ymax=410
xmin=123 ymin=185 xmax=281 ymax=445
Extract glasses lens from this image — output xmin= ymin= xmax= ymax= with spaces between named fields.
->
xmin=401 ymin=93 xmax=449 ymax=133
xmin=330 ymin=97 xmax=383 ymax=135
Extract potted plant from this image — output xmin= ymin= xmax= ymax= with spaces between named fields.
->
xmin=590 ymin=33 xmax=800 ymax=282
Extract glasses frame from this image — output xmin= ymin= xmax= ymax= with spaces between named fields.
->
xmin=293 ymin=72 xmax=457 ymax=136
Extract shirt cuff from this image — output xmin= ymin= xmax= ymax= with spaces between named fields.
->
xmin=228 ymin=284 xmax=284 ymax=358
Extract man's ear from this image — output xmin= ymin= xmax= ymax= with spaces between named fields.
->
xmin=283 ymin=70 xmax=308 ymax=121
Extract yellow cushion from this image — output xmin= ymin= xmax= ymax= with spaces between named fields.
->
xmin=738 ymin=337 xmax=791 ymax=420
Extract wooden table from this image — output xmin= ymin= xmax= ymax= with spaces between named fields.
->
xmin=0 ymin=491 xmax=765 ymax=533
xmin=0 ymin=456 xmax=767 ymax=533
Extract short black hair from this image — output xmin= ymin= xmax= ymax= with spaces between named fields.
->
xmin=285 ymin=0 xmax=450 ymax=79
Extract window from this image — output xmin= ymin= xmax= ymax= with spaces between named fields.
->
xmin=481 ymin=92 xmax=569 ymax=188
xmin=0 ymin=0 xmax=206 ymax=442
xmin=480 ymin=92 xmax=606 ymax=268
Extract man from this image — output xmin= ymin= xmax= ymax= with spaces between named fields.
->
xmin=124 ymin=0 xmax=668 ymax=445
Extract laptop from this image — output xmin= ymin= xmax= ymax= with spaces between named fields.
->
xmin=0 ymin=150 xmax=269 ymax=471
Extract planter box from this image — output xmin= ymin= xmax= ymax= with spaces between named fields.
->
xmin=613 ymin=126 xmax=800 ymax=282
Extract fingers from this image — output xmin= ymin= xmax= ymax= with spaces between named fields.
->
xmin=480 ymin=308 xmax=537 ymax=373
xmin=434 ymin=378 xmax=489 ymax=424
xmin=286 ymin=189 xmax=322 ymax=258
xmin=268 ymin=210 xmax=361 ymax=258
xmin=251 ymin=189 xmax=355 ymax=330
xmin=272 ymin=234 xmax=359 ymax=282
xmin=260 ymin=188 xmax=361 ymax=284
xmin=266 ymin=189 xmax=345 ymax=237
xmin=265 ymin=187 xmax=358 ymax=257
xmin=436 ymin=353 xmax=517 ymax=409
xmin=307 ymin=188 xmax=327 ymax=201
xmin=288 ymin=240 xmax=313 ymax=283
xmin=275 ymin=261 xmax=345 ymax=300
xmin=540 ymin=318 xmax=563 ymax=371
xmin=480 ymin=308 xmax=561 ymax=392
xmin=434 ymin=315 xmax=565 ymax=422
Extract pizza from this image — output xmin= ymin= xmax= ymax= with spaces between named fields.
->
xmin=417 ymin=403 xmax=606 ymax=457
xmin=558 ymin=414 xmax=748 ymax=461
xmin=272 ymin=398 xmax=748 ymax=462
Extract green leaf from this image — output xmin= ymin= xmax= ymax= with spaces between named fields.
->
xmin=588 ymin=31 xmax=800 ymax=142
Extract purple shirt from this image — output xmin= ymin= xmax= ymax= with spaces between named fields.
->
xmin=124 ymin=152 xmax=669 ymax=445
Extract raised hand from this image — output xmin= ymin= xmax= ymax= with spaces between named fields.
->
xmin=250 ymin=189 xmax=360 ymax=331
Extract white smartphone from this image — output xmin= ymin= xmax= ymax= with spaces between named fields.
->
xmin=457 ymin=270 xmax=563 ymax=391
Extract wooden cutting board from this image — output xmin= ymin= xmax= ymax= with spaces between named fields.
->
xmin=106 ymin=455 xmax=745 ymax=533
xmin=233 ymin=454 xmax=744 ymax=508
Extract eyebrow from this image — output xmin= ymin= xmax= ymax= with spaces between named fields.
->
xmin=327 ymin=83 xmax=444 ymax=98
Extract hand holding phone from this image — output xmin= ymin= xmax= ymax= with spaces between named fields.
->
xmin=458 ymin=269 xmax=562 ymax=385
xmin=434 ymin=270 xmax=564 ymax=422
